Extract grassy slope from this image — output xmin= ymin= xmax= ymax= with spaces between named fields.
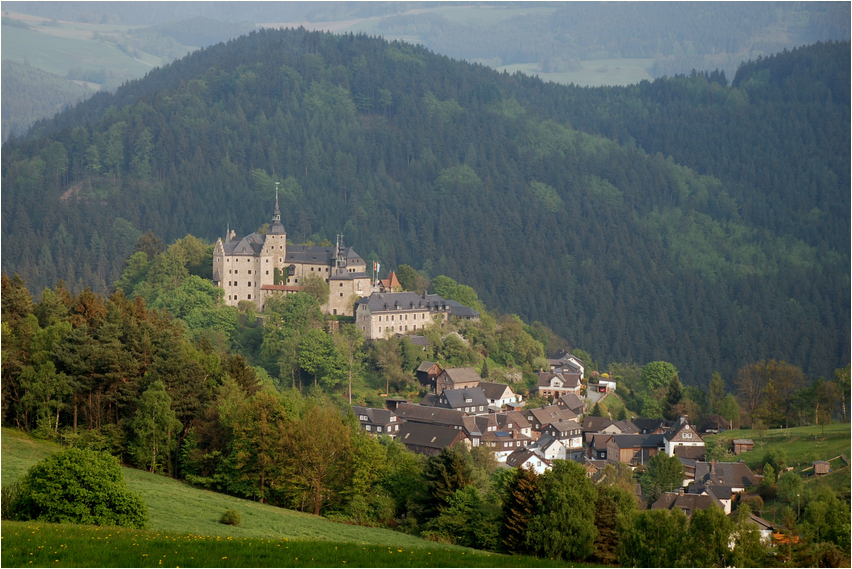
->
xmin=0 ymin=428 xmax=587 ymax=567
xmin=0 ymin=25 xmax=157 ymax=79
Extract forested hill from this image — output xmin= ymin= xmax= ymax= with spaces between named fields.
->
xmin=2 ymin=29 xmax=848 ymax=385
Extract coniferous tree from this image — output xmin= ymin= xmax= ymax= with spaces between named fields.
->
xmin=500 ymin=466 xmax=539 ymax=555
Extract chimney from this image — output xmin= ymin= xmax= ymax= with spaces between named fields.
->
xmin=678 ymin=487 xmax=684 ymax=496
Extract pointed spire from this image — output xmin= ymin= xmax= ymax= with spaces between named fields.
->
xmin=273 ymin=182 xmax=281 ymax=222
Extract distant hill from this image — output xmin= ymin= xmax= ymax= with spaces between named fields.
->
xmin=1 ymin=29 xmax=848 ymax=384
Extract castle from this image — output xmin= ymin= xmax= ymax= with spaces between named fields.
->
xmin=212 ymin=195 xmax=371 ymax=315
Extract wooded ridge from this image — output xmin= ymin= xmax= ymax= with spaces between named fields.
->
xmin=1 ymin=29 xmax=848 ymax=384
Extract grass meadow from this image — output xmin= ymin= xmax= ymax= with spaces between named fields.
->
xmin=496 ymin=59 xmax=655 ymax=87
xmin=1 ymin=429 xmax=594 ymax=567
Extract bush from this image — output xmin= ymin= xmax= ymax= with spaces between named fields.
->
xmin=1 ymin=481 xmax=21 ymax=520
xmin=219 ymin=509 xmax=241 ymax=526
xmin=12 ymin=447 xmax=147 ymax=528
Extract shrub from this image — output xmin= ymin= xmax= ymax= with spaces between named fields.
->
xmin=12 ymin=447 xmax=147 ymax=528
xmin=1 ymin=481 xmax=21 ymax=520
xmin=219 ymin=509 xmax=241 ymax=526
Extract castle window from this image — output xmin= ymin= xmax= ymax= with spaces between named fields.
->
xmin=235 ymin=270 xmax=238 ymax=274
xmin=311 ymin=267 xmax=314 ymax=271
xmin=234 ymin=282 xmax=238 ymax=286
xmin=229 ymin=270 xmax=232 ymax=274
xmin=266 ymin=271 xmax=269 ymax=275
xmin=379 ymin=327 xmax=382 ymax=332
xmin=228 ymin=282 xmax=231 ymax=286
xmin=248 ymin=294 xmax=251 ymax=300
xmin=340 ymin=293 xmax=343 ymax=297
xmin=248 ymin=270 xmax=252 ymax=274
xmin=340 ymin=283 xmax=343 ymax=287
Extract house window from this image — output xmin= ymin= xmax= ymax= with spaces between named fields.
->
xmin=377 ymin=427 xmax=382 ymax=433
xmin=366 ymin=425 xmax=371 ymax=431
xmin=683 ymin=433 xmax=692 ymax=439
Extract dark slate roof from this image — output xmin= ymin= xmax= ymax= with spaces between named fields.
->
xmin=582 ymin=417 xmax=616 ymax=433
xmin=665 ymin=417 xmax=702 ymax=441
xmin=403 ymin=335 xmax=430 ymax=347
xmin=417 ymin=361 xmax=438 ymax=373
xmin=418 ymin=393 xmax=440 ymax=407
xmin=505 ymin=448 xmax=546 ymax=469
xmin=479 ymin=382 xmax=516 ymax=401
xmin=397 ymin=422 xmax=467 ymax=450
xmin=395 ymin=403 xmax=466 ymax=426
xmin=693 ymin=462 xmax=761 ymax=489
xmin=474 ymin=413 xmax=499 ymax=432
xmin=674 ymin=445 xmax=706 ymax=460
xmin=726 ymin=511 xmax=774 ymax=531
xmin=351 ymin=406 xmax=397 ymax=425
xmin=544 ymin=420 xmax=583 ymax=434
xmin=223 ymin=232 xmax=265 ymax=255
xmin=652 ymin=492 xmax=724 ymax=516
xmin=532 ymin=432 xmax=563 ymax=451
xmin=632 ymin=418 xmax=672 ymax=434
xmin=536 ymin=371 xmax=582 ymax=388
xmin=611 ymin=433 xmax=665 ymax=449
xmin=699 ymin=414 xmax=731 ymax=431
xmin=439 ymin=387 xmax=489 ymax=410
xmin=355 ymin=292 xmax=478 ymax=318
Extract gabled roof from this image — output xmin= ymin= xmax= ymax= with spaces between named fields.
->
xmin=439 ymin=387 xmax=489 ymax=410
xmin=397 ymin=422 xmax=468 ymax=450
xmin=505 ymin=448 xmax=549 ymax=469
xmin=536 ymin=371 xmax=582 ymax=388
xmin=727 ymin=511 xmax=774 ymax=531
xmin=632 ymin=417 xmax=671 ymax=434
xmin=474 ymin=413 xmax=499 ymax=431
xmin=395 ymin=403 xmax=466 ymax=427
xmin=441 ymin=367 xmax=482 ymax=385
xmin=543 ymin=420 xmax=583 ymax=434
xmin=496 ymin=411 xmax=530 ymax=431
xmin=526 ymin=405 xmax=577 ymax=426
xmin=379 ymin=271 xmax=401 ymax=290
xmin=557 ymin=393 xmax=585 ymax=412
xmin=223 ymin=232 xmax=266 ymax=256
xmin=532 ymin=432 xmax=565 ymax=452
xmin=479 ymin=382 xmax=516 ymax=401
xmin=610 ymin=433 xmax=665 ymax=449
xmin=665 ymin=417 xmax=703 ymax=442
xmin=351 ymin=406 xmax=397 ymax=425
xmin=417 ymin=361 xmax=440 ymax=373
xmin=652 ymin=492 xmax=724 ymax=517
xmin=693 ymin=462 xmax=761 ymax=489
xmin=674 ymin=445 xmax=706 ymax=460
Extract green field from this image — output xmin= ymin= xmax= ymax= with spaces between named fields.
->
xmin=1 ymin=24 xmax=160 ymax=80
xmin=0 ymin=429 xmax=588 ymax=567
xmin=497 ymin=58 xmax=655 ymax=87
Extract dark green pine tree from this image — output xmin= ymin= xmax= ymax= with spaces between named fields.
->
xmin=500 ymin=466 xmax=540 ymax=555
xmin=663 ymin=376 xmax=683 ymax=421
xmin=422 ymin=446 xmax=473 ymax=519
xmin=481 ymin=359 xmax=490 ymax=381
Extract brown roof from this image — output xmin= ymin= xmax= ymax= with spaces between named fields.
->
xmin=441 ymin=367 xmax=482 ymax=385
xmin=397 ymin=422 xmax=468 ymax=452
xmin=479 ymin=381 xmax=516 ymax=401
xmin=651 ymin=492 xmax=724 ymax=517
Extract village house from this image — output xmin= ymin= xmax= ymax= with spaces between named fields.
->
xmin=651 ymin=490 xmax=725 ymax=517
xmin=692 ymin=461 xmax=761 ymax=494
xmin=351 ymin=406 xmax=401 ymax=437
xmin=213 ymin=197 xmax=370 ymax=314
xmin=396 ymin=422 xmax=470 ymax=456
xmin=415 ymin=361 xmax=442 ymax=391
xmin=433 ymin=387 xmax=490 ymax=415
xmin=479 ymin=381 xmax=522 ymax=409
xmin=528 ymin=432 xmax=567 ymax=461
xmin=540 ymin=420 xmax=584 ymax=459
xmin=525 ymin=405 xmax=578 ymax=432
xmin=548 ymin=352 xmax=585 ymax=377
xmin=663 ymin=417 xmax=705 ymax=456
xmin=727 ymin=511 xmax=776 ymax=544
xmin=607 ymin=433 xmax=665 ymax=466
xmin=393 ymin=403 xmax=482 ymax=446
xmin=699 ymin=414 xmax=731 ymax=434
xmin=555 ymin=393 xmax=585 ymax=416
xmin=632 ymin=418 xmax=671 ymax=435
xmin=495 ymin=411 xmax=532 ymax=439
xmin=435 ymin=367 xmax=482 ymax=395
xmin=481 ymin=430 xmax=532 ymax=461
xmin=505 ymin=448 xmax=551 ymax=474
xmin=535 ymin=371 xmax=582 ymax=398
xmin=355 ymin=292 xmax=480 ymax=341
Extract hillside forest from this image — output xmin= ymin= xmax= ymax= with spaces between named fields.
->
xmin=3 ymin=245 xmax=850 ymax=564
xmin=2 ymin=30 xmax=848 ymax=388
